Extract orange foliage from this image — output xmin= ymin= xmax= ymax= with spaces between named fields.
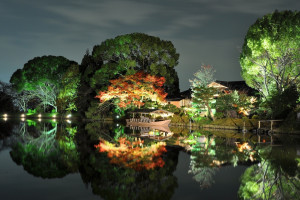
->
xmin=95 ymin=72 xmax=167 ymax=109
xmin=94 ymin=137 xmax=167 ymax=170
xmin=236 ymin=142 xmax=256 ymax=162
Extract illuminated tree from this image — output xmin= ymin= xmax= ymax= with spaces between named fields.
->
xmin=240 ymin=10 xmax=300 ymax=98
xmin=190 ymin=65 xmax=218 ymax=120
xmin=96 ymin=72 xmax=167 ymax=110
xmin=215 ymin=90 xmax=256 ymax=117
xmin=57 ymin=64 xmax=81 ymax=112
xmin=10 ymin=56 xmax=76 ymax=112
xmin=88 ymin=33 xmax=180 ymax=96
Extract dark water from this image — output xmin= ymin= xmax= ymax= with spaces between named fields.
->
xmin=0 ymin=119 xmax=299 ymax=200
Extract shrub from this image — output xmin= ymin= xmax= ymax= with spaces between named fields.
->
xmin=214 ymin=112 xmax=224 ymax=119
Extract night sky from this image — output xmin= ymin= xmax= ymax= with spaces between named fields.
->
xmin=1 ymin=0 xmax=299 ymax=91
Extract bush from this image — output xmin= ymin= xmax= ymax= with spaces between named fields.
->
xmin=214 ymin=112 xmax=224 ymax=119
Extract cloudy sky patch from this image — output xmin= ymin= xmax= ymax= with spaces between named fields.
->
xmin=0 ymin=0 xmax=299 ymax=90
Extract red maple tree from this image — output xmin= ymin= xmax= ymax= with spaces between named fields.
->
xmin=95 ymin=72 xmax=167 ymax=109
xmin=95 ymin=138 xmax=167 ymax=170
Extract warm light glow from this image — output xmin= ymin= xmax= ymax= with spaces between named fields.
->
xmin=38 ymin=114 xmax=42 ymax=118
xmin=236 ymin=142 xmax=255 ymax=162
xmin=52 ymin=115 xmax=56 ymax=118
xmin=66 ymin=114 xmax=72 ymax=118
xmin=237 ymin=142 xmax=252 ymax=152
xmin=21 ymin=117 xmax=25 ymax=121
xmin=238 ymin=107 xmax=250 ymax=116
xmin=66 ymin=120 xmax=71 ymax=124
xmin=3 ymin=117 xmax=7 ymax=121
xmin=95 ymin=138 xmax=167 ymax=170
xmin=3 ymin=114 xmax=8 ymax=118
xmin=38 ymin=118 xmax=42 ymax=122
xmin=21 ymin=114 xmax=25 ymax=118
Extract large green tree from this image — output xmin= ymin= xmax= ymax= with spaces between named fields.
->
xmin=240 ymin=10 xmax=300 ymax=98
xmin=84 ymin=33 xmax=180 ymax=96
xmin=10 ymin=56 xmax=77 ymax=112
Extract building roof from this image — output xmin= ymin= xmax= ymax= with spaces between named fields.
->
xmin=215 ymin=81 xmax=257 ymax=95
xmin=178 ymin=80 xmax=257 ymax=98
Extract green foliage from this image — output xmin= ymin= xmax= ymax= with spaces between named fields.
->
xmin=89 ymin=33 xmax=180 ymax=96
xmin=190 ymin=65 xmax=218 ymax=120
xmin=261 ymin=85 xmax=299 ymax=119
xmin=57 ymin=64 xmax=81 ymax=112
xmin=170 ymin=114 xmax=189 ymax=123
xmin=160 ymin=104 xmax=181 ymax=114
xmin=238 ymin=166 xmax=260 ymax=199
xmin=10 ymin=143 xmax=70 ymax=178
xmin=215 ymin=90 xmax=256 ymax=117
xmin=85 ymin=101 xmax=109 ymax=120
xmin=214 ymin=112 xmax=224 ymax=119
xmin=27 ymin=109 xmax=36 ymax=115
xmin=251 ymin=115 xmax=259 ymax=119
xmin=240 ymin=10 xmax=300 ymax=98
xmin=10 ymin=56 xmax=76 ymax=112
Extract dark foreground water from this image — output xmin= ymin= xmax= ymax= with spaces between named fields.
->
xmin=0 ymin=119 xmax=299 ymax=200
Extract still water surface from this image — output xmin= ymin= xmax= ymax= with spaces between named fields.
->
xmin=0 ymin=119 xmax=299 ymax=200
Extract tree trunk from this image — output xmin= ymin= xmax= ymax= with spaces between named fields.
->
xmin=205 ymin=101 xmax=214 ymax=121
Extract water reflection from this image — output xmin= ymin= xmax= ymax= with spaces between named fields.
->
xmin=0 ymin=120 xmax=299 ymax=200
xmin=9 ymin=120 xmax=78 ymax=178
xmin=77 ymin=124 xmax=179 ymax=200
xmin=239 ymin=146 xmax=300 ymax=199
xmin=95 ymin=137 xmax=167 ymax=170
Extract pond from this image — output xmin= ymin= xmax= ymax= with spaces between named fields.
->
xmin=0 ymin=119 xmax=299 ymax=200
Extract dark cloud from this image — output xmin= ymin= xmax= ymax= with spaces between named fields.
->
xmin=0 ymin=0 xmax=299 ymax=90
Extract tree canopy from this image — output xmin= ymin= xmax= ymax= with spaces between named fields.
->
xmin=86 ymin=33 xmax=180 ymax=96
xmin=96 ymin=71 xmax=167 ymax=110
xmin=10 ymin=56 xmax=77 ymax=111
xmin=190 ymin=65 xmax=218 ymax=120
xmin=240 ymin=10 xmax=300 ymax=98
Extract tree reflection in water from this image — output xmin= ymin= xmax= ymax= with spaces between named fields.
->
xmin=2 ymin=120 xmax=299 ymax=200
xmin=186 ymin=132 xmax=259 ymax=189
xmin=95 ymin=137 xmax=167 ymax=170
xmin=76 ymin=122 xmax=179 ymax=200
xmin=239 ymin=146 xmax=300 ymax=200
xmin=10 ymin=120 xmax=78 ymax=178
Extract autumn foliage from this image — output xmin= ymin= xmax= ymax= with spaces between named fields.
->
xmin=95 ymin=72 xmax=167 ymax=109
xmin=94 ymin=137 xmax=167 ymax=170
